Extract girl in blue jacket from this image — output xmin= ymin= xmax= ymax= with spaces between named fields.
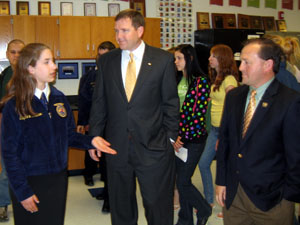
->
xmin=0 ymin=43 xmax=116 ymax=225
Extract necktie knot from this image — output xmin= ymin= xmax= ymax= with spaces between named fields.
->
xmin=250 ymin=89 xmax=257 ymax=99
xmin=129 ymin=52 xmax=134 ymax=63
xmin=40 ymin=92 xmax=48 ymax=110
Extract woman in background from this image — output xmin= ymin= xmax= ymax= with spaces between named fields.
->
xmin=198 ymin=44 xmax=239 ymax=218
xmin=0 ymin=43 xmax=116 ymax=225
xmin=264 ymin=34 xmax=300 ymax=92
xmin=281 ymin=36 xmax=300 ymax=82
xmin=173 ymin=44 xmax=212 ymax=225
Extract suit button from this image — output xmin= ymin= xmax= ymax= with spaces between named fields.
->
xmin=236 ymin=170 xmax=240 ymax=174
xmin=238 ymin=153 xmax=243 ymax=158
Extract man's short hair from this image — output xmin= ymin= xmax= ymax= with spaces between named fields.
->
xmin=243 ymin=38 xmax=284 ymax=74
xmin=7 ymin=39 xmax=25 ymax=51
xmin=115 ymin=9 xmax=145 ymax=29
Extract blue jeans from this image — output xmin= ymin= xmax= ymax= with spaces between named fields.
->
xmin=198 ymin=126 xmax=219 ymax=205
xmin=176 ymin=141 xmax=212 ymax=225
xmin=0 ymin=157 xmax=11 ymax=207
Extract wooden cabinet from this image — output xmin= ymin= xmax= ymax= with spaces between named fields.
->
xmin=35 ymin=16 xmax=60 ymax=58
xmin=143 ymin=18 xmax=161 ymax=48
xmin=59 ymin=16 xmax=161 ymax=59
xmin=90 ymin=17 xmax=118 ymax=57
xmin=59 ymin=16 xmax=91 ymax=59
xmin=0 ymin=15 xmax=161 ymax=60
xmin=12 ymin=16 xmax=36 ymax=45
xmin=5 ymin=16 xmax=60 ymax=58
xmin=68 ymin=110 xmax=86 ymax=171
xmin=0 ymin=16 xmax=12 ymax=60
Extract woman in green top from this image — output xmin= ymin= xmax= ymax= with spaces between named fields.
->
xmin=173 ymin=44 xmax=211 ymax=225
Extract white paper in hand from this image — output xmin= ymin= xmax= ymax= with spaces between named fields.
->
xmin=170 ymin=138 xmax=188 ymax=162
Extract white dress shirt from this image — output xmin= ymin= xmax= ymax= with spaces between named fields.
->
xmin=121 ymin=41 xmax=145 ymax=87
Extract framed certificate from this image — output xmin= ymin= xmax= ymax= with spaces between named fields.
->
xmin=60 ymin=2 xmax=73 ymax=16
xmin=0 ymin=1 xmax=10 ymax=15
xmin=276 ymin=20 xmax=287 ymax=32
xmin=224 ymin=14 xmax=236 ymax=29
xmin=17 ymin=1 xmax=29 ymax=15
xmin=250 ymin=16 xmax=263 ymax=29
xmin=262 ymin=16 xmax=276 ymax=31
xmin=238 ymin=14 xmax=250 ymax=29
xmin=84 ymin=3 xmax=96 ymax=16
xmin=108 ymin=3 xmax=120 ymax=17
xmin=197 ymin=12 xmax=210 ymax=30
xmin=38 ymin=2 xmax=51 ymax=16
xmin=212 ymin=13 xmax=224 ymax=29
xmin=130 ymin=0 xmax=146 ymax=17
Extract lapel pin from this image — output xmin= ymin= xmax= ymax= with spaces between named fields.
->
xmin=148 ymin=62 xmax=152 ymax=66
xmin=262 ymin=102 xmax=268 ymax=107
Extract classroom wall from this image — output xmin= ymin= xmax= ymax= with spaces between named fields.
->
xmin=7 ymin=0 xmax=300 ymax=31
xmin=5 ymin=0 xmax=300 ymax=95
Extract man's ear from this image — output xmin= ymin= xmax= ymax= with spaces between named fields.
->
xmin=264 ymin=59 xmax=274 ymax=72
xmin=137 ymin=26 xmax=144 ymax=38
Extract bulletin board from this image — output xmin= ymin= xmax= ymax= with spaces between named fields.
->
xmin=157 ymin=0 xmax=193 ymax=49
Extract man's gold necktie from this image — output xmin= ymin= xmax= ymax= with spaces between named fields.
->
xmin=242 ymin=90 xmax=256 ymax=138
xmin=125 ymin=53 xmax=136 ymax=101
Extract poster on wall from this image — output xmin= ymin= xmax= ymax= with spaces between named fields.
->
xmin=282 ymin=0 xmax=293 ymax=10
xmin=229 ymin=0 xmax=242 ymax=7
xmin=210 ymin=0 xmax=223 ymax=6
xmin=157 ymin=0 xmax=193 ymax=49
xmin=265 ymin=0 xmax=277 ymax=9
xmin=247 ymin=0 xmax=260 ymax=8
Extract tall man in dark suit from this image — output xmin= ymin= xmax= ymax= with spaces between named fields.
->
xmin=88 ymin=9 xmax=179 ymax=225
xmin=216 ymin=38 xmax=300 ymax=225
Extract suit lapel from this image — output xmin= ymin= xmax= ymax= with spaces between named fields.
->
xmin=130 ymin=45 xmax=153 ymax=102
xmin=241 ymin=79 xmax=279 ymax=146
xmin=110 ymin=49 xmax=128 ymax=102
xmin=235 ymin=86 xmax=249 ymax=144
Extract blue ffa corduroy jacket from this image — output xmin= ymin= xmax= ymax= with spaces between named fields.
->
xmin=1 ymin=85 xmax=94 ymax=202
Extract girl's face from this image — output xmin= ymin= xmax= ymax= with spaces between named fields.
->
xmin=174 ymin=51 xmax=186 ymax=72
xmin=28 ymin=49 xmax=57 ymax=90
xmin=208 ymin=52 xmax=219 ymax=69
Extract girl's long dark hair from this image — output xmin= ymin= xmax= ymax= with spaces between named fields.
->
xmin=209 ymin=44 xmax=239 ymax=92
xmin=0 ymin=43 xmax=50 ymax=116
xmin=175 ymin=44 xmax=206 ymax=86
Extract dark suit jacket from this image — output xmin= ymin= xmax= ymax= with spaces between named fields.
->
xmin=216 ymin=79 xmax=300 ymax=211
xmin=89 ymin=44 xmax=179 ymax=167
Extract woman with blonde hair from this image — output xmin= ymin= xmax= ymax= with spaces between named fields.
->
xmin=282 ymin=36 xmax=300 ymax=81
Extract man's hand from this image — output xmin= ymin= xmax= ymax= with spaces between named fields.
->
xmin=88 ymin=149 xmax=100 ymax=161
xmin=173 ymin=136 xmax=184 ymax=152
xmin=215 ymin=139 xmax=219 ymax=151
xmin=216 ymin=185 xmax=226 ymax=207
xmin=76 ymin=125 xmax=85 ymax=134
xmin=89 ymin=137 xmax=117 ymax=161
xmin=21 ymin=194 xmax=39 ymax=213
